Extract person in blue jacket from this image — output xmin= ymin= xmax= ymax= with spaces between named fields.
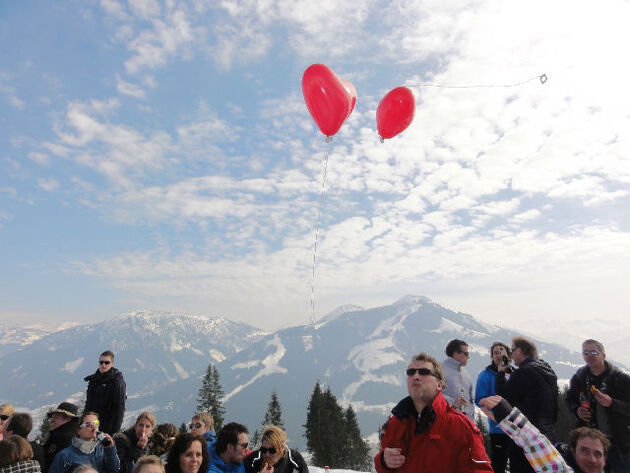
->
xmin=48 ymin=412 xmax=119 ymax=473
xmin=475 ymin=341 xmax=513 ymax=473
xmin=189 ymin=412 xmax=216 ymax=460
xmin=208 ymin=423 xmax=249 ymax=473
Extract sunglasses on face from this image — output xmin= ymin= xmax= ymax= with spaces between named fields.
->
xmin=260 ymin=447 xmax=277 ymax=455
xmin=99 ymin=360 xmax=111 ymax=365
xmin=458 ymin=351 xmax=470 ymax=357
xmin=80 ymin=420 xmax=100 ymax=428
xmin=189 ymin=423 xmax=203 ymax=429
xmin=583 ymin=350 xmax=601 ymax=356
xmin=238 ymin=442 xmax=248 ymax=449
xmin=406 ymin=368 xmax=440 ymax=379
xmin=0 ymin=415 xmax=9 ymax=421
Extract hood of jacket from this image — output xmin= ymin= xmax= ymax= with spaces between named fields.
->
xmin=84 ymin=366 xmax=123 ymax=383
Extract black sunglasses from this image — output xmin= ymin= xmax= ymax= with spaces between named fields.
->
xmin=260 ymin=447 xmax=277 ymax=455
xmin=238 ymin=442 xmax=248 ymax=449
xmin=0 ymin=415 xmax=9 ymax=421
xmin=189 ymin=422 xmax=203 ymax=429
xmin=406 ymin=367 xmax=440 ymax=379
xmin=99 ymin=360 xmax=111 ymax=365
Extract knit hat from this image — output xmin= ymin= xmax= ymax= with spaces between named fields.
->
xmin=47 ymin=402 xmax=79 ymax=418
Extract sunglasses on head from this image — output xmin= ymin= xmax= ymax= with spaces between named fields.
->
xmin=80 ymin=420 xmax=100 ymax=428
xmin=189 ymin=422 xmax=203 ymax=429
xmin=260 ymin=447 xmax=277 ymax=455
xmin=99 ymin=360 xmax=111 ymax=365
xmin=583 ymin=350 xmax=601 ymax=356
xmin=0 ymin=415 xmax=9 ymax=421
xmin=406 ymin=367 xmax=440 ymax=379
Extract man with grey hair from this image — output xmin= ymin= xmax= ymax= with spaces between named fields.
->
xmin=566 ymin=339 xmax=630 ymax=473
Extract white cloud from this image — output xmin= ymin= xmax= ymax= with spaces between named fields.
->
xmin=37 ymin=178 xmax=60 ymax=192
xmin=28 ymin=152 xmax=50 ymax=165
xmin=116 ymin=76 xmax=147 ymax=99
xmin=129 ymin=0 xmax=161 ymax=19
xmin=125 ymin=10 xmax=195 ymax=74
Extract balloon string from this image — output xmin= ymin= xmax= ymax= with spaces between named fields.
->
xmin=310 ymin=139 xmax=332 ymax=328
xmin=407 ymin=73 xmax=547 ymax=89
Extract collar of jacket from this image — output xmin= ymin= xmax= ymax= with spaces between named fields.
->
xmin=444 ymin=357 xmax=462 ymax=371
xmin=391 ymin=392 xmax=453 ymax=434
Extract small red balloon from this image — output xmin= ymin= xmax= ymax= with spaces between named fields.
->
xmin=376 ymin=86 xmax=415 ymax=140
xmin=302 ymin=64 xmax=356 ymax=138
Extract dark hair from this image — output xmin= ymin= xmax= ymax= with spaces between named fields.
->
xmin=215 ymin=422 xmax=248 ymax=455
xmin=512 ymin=336 xmax=537 ymax=358
xmin=7 ymin=413 xmax=33 ymax=438
xmin=100 ymin=350 xmax=115 ymax=360
xmin=0 ymin=436 xmax=33 ymax=467
xmin=569 ymin=427 xmax=610 ymax=454
xmin=165 ymin=433 xmax=208 ymax=473
xmin=490 ymin=342 xmax=511 ymax=357
xmin=445 ymin=339 xmax=468 ymax=357
xmin=78 ymin=411 xmax=100 ymax=428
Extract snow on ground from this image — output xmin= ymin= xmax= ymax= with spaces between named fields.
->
xmin=62 ymin=357 xmax=84 ymax=374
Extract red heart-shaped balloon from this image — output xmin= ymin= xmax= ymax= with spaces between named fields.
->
xmin=302 ymin=64 xmax=356 ymax=138
xmin=376 ymin=86 xmax=415 ymax=140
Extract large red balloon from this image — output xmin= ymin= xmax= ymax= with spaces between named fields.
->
xmin=376 ymin=86 xmax=415 ymax=140
xmin=302 ymin=64 xmax=356 ymax=138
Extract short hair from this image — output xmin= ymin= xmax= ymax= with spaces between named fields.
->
xmin=132 ymin=456 xmax=165 ymax=473
xmin=150 ymin=423 xmax=178 ymax=457
xmin=0 ymin=435 xmax=33 ymax=467
xmin=7 ymin=413 xmax=33 ymax=438
xmin=569 ymin=427 xmax=610 ymax=455
xmin=215 ymin=422 xmax=249 ymax=455
xmin=582 ymin=339 xmax=605 ymax=354
xmin=0 ymin=404 xmax=15 ymax=416
xmin=445 ymin=339 xmax=468 ymax=357
xmin=73 ymin=465 xmax=99 ymax=473
xmin=490 ymin=342 xmax=511 ymax=357
xmin=100 ymin=350 xmax=115 ymax=360
xmin=409 ymin=353 xmax=444 ymax=381
xmin=78 ymin=411 xmax=99 ymax=427
xmin=165 ymin=434 xmax=208 ymax=473
xmin=261 ymin=425 xmax=287 ymax=455
xmin=136 ymin=412 xmax=156 ymax=428
xmin=512 ymin=336 xmax=537 ymax=358
xmin=192 ymin=412 xmax=214 ymax=431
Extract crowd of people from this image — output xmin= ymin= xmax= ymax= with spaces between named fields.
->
xmin=374 ymin=336 xmax=630 ymax=473
xmin=2 ymin=337 xmax=629 ymax=473
xmin=0 ymin=351 xmax=307 ymax=473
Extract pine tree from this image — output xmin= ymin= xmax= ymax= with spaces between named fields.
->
xmin=37 ymin=414 xmax=52 ymax=443
xmin=304 ymin=383 xmax=347 ymax=467
xmin=342 ymin=405 xmax=371 ymax=470
xmin=197 ymin=363 xmax=226 ymax=431
xmin=179 ymin=422 xmax=188 ymax=434
xmin=262 ymin=391 xmax=284 ymax=429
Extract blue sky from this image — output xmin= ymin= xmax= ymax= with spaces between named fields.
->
xmin=1 ymin=0 xmax=629 ymax=332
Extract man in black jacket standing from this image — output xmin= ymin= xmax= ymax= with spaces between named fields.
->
xmin=566 ymin=339 xmax=630 ymax=473
xmin=42 ymin=402 xmax=80 ymax=473
xmin=496 ymin=336 xmax=559 ymax=473
xmin=84 ymin=350 xmax=126 ymax=435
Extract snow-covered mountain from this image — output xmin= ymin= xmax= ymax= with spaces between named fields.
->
xmin=0 ymin=324 xmax=53 ymax=356
xmin=0 ymin=298 xmax=599 ymax=449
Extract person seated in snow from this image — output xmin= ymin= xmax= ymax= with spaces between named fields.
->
xmin=208 ymin=422 xmax=249 ymax=473
xmin=189 ymin=412 xmax=216 ymax=460
xmin=48 ymin=412 xmax=119 ymax=473
xmin=480 ymin=395 xmax=610 ymax=473
xmin=374 ymin=352 xmax=492 ymax=473
xmin=113 ymin=411 xmax=155 ymax=473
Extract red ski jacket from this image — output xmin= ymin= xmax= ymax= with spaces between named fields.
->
xmin=375 ymin=392 xmax=492 ymax=473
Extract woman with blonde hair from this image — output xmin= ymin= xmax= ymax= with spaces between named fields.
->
xmin=131 ymin=456 xmax=165 ymax=473
xmin=244 ymin=427 xmax=307 ymax=473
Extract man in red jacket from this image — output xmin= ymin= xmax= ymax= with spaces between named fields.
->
xmin=375 ymin=352 xmax=492 ymax=473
